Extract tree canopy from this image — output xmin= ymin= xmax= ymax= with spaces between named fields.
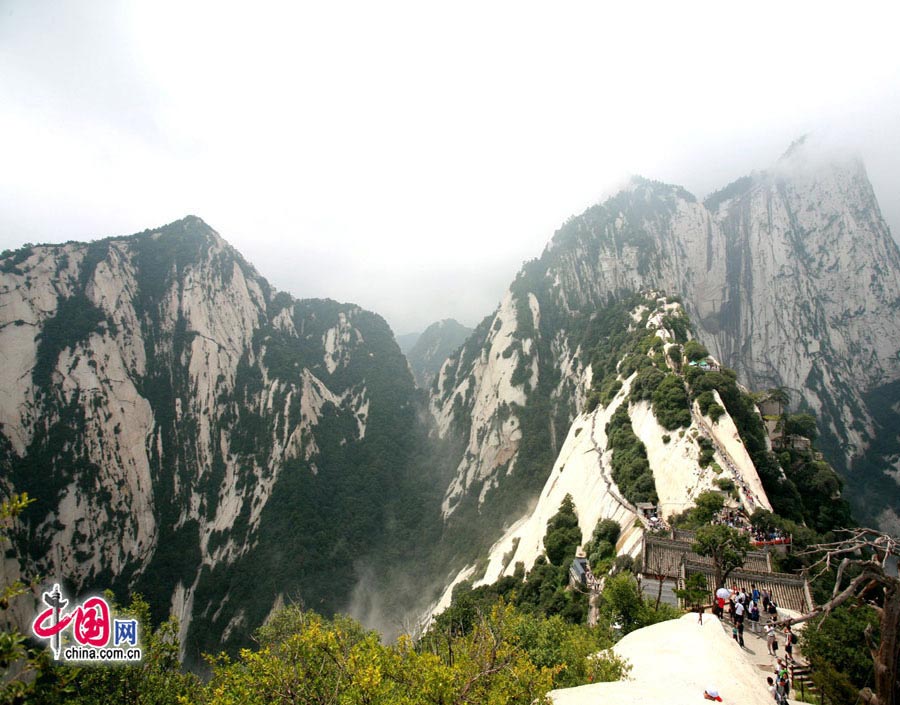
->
xmin=692 ymin=524 xmax=751 ymax=588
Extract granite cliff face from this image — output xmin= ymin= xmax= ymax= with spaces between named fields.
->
xmin=430 ymin=140 xmax=900 ymax=536
xmin=0 ymin=217 xmax=434 ymax=662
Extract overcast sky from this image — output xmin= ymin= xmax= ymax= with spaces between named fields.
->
xmin=2 ymin=2 xmax=899 ymax=334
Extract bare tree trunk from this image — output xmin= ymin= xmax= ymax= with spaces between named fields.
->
xmin=655 ymin=576 xmax=664 ymax=611
xmin=784 ymin=531 xmax=900 ymax=705
xmin=870 ymin=583 xmax=900 ymax=705
xmin=588 ymin=589 xmax=600 ymax=628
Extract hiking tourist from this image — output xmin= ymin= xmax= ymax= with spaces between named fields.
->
xmin=765 ymin=620 xmax=777 ymax=656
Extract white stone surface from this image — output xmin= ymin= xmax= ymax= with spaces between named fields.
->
xmin=436 ymin=291 xmax=533 ymax=517
xmin=426 ymin=376 xmax=644 ymax=624
xmin=550 ymin=614 xmax=776 ymax=705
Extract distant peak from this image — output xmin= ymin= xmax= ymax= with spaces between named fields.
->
xmin=141 ymin=215 xmax=225 ymax=246
xmin=621 ymin=175 xmax=698 ymax=204
xmin=172 ymin=214 xmax=216 ymax=233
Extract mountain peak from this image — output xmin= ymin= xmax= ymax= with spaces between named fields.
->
xmin=779 ymin=133 xmax=811 ymax=161
xmin=406 ymin=318 xmax=473 ymax=389
xmin=624 ymin=175 xmax=698 ymax=204
xmin=143 ymin=214 xmax=219 ymax=241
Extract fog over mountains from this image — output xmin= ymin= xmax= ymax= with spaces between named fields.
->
xmin=1 ymin=138 xmax=898 ymax=659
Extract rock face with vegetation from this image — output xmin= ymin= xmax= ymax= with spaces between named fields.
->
xmin=428 ymin=295 xmax=844 ymax=615
xmin=404 ymin=318 xmax=472 ymax=388
xmin=429 ymin=138 xmax=900 ymax=540
xmin=0 ymin=137 xmax=892 ymax=675
xmin=0 ymin=216 xmax=437 ymax=665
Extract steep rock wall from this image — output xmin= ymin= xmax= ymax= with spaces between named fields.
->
xmin=0 ymin=217 xmax=431 ymax=663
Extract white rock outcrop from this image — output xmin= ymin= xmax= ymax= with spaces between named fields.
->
xmin=550 ymin=614 xmax=776 ymax=705
xmin=435 ymin=292 xmax=534 ymax=517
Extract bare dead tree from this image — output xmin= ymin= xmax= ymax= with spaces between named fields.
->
xmin=776 ymin=529 xmax=899 ymax=705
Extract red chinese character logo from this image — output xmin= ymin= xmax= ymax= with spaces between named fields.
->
xmin=32 ymin=606 xmax=74 ymax=638
xmin=72 ymin=597 xmax=110 ymax=647
xmin=31 ymin=586 xmax=112 ymax=657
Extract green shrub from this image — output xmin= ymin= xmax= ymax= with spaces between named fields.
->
xmin=666 ymin=344 xmax=682 ymax=370
xmin=784 ymin=413 xmax=818 ymax=441
xmin=697 ymin=436 xmax=715 ymax=467
xmin=606 ymin=406 xmax=658 ymax=505
xmin=683 ymin=340 xmax=709 ymax=362
xmin=620 ymin=353 xmax=654 ymax=378
xmin=663 ymin=316 xmax=689 ymax=344
xmin=543 ymin=495 xmax=582 ymax=566
xmin=695 ymin=390 xmax=725 ymax=422
xmin=651 ymin=375 xmax=692 ymax=430
xmin=630 ymin=366 xmax=665 ymax=401
xmin=598 ymin=377 xmax=623 ymax=406
xmin=714 ymin=478 xmax=735 ymax=492
xmin=671 ymin=490 xmax=724 ymax=528
xmin=592 ymin=518 xmax=621 ymax=547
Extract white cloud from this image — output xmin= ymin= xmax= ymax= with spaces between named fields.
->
xmin=1 ymin=1 xmax=899 ymax=331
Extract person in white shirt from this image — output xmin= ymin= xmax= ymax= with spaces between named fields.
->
xmin=765 ymin=621 xmax=777 ymax=656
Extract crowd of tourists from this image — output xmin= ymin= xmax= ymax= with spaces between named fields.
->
xmin=712 ymin=509 xmax=791 ymax=545
xmin=713 ymin=509 xmax=751 ymax=531
xmin=751 ymin=527 xmax=789 ymax=544
xmin=713 ymin=584 xmax=794 ymax=649
xmin=713 ymin=583 xmax=800 ymax=704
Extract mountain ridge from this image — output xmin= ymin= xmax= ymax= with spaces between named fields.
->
xmin=0 ymin=138 xmax=895 ymax=666
xmin=428 ymin=141 xmax=900 ymax=544
xmin=0 ymin=216 xmax=439 ymax=663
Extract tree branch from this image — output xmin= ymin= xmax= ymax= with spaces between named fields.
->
xmin=777 ymin=567 xmax=891 ymax=628
xmin=832 ymin=557 xmax=850 ymax=600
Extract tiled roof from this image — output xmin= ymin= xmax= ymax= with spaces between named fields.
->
xmin=642 ymin=535 xmax=771 ymax=576
xmin=643 ymin=536 xmax=693 ymax=577
xmin=639 ymin=534 xmax=810 ymax=612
